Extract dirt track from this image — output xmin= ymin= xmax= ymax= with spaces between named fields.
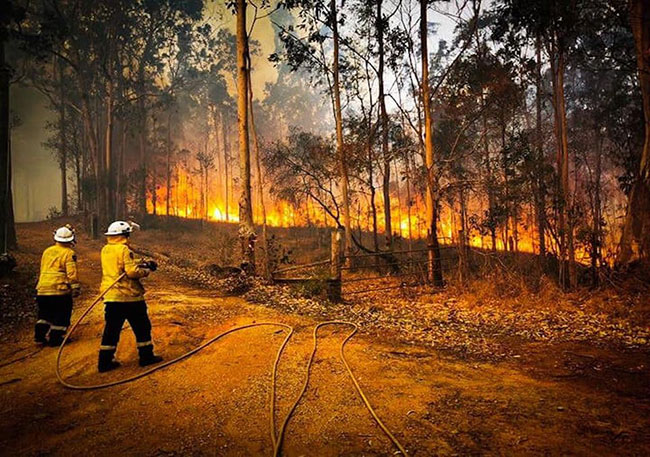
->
xmin=1 ymin=224 xmax=649 ymax=456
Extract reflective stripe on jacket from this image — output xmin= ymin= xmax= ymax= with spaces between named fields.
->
xmin=36 ymin=243 xmax=80 ymax=296
xmin=101 ymin=236 xmax=149 ymax=302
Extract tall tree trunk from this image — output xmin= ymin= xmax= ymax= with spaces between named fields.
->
xmin=151 ymin=114 xmax=156 ymax=216
xmin=185 ymin=171 xmax=189 ymax=217
xmin=458 ymin=186 xmax=469 ymax=284
xmin=368 ymin=122 xmax=379 ymax=252
xmin=394 ymin=161 xmax=403 ymax=240
xmin=559 ymin=55 xmax=576 ymax=288
xmin=117 ymin=119 xmax=126 ymax=218
xmin=483 ymin=93 xmax=496 ymax=252
xmin=377 ymin=0 xmax=393 ymax=251
xmin=248 ymin=71 xmax=269 ymax=276
xmin=73 ymin=121 xmax=82 ymax=212
xmin=618 ymin=0 xmax=650 ymax=263
xmin=222 ymin=112 xmax=230 ymax=222
xmin=405 ymin=154 xmax=413 ymax=253
xmin=80 ymin=111 xmax=90 ymax=213
xmin=592 ymin=134 xmax=603 ymax=285
xmin=535 ymin=33 xmax=547 ymax=259
xmin=501 ymin=118 xmax=509 ymax=251
xmin=85 ymin=120 xmax=97 ymax=230
xmin=203 ymin=123 xmax=209 ymax=223
xmin=166 ymin=110 xmax=172 ymax=217
xmin=212 ymin=106 xmax=223 ymax=211
xmin=331 ymin=0 xmax=353 ymax=259
xmin=138 ymin=77 xmax=147 ymax=217
xmin=25 ymin=180 xmax=31 ymax=221
xmin=79 ymin=84 xmax=100 ymax=231
xmin=476 ymin=31 xmax=496 ymax=252
xmin=152 ymin=166 xmax=157 ymax=215
xmin=58 ymin=59 xmax=68 ymax=216
xmin=105 ymin=79 xmax=115 ymax=225
xmin=236 ymin=0 xmax=255 ymax=272
xmin=0 ymin=40 xmax=16 ymax=251
xmin=370 ymin=177 xmax=379 ymax=251
xmin=551 ymin=48 xmax=575 ymax=289
xmin=205 ymin=165 xmax=209 ymax=222
xmin=421 ymin=0 xmax=443 ymax=286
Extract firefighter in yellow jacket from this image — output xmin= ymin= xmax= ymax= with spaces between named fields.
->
xmin=35 ymin=225 xmax=80 ymax=346
xmin=98 ymin=221 xmax=162 ymax=372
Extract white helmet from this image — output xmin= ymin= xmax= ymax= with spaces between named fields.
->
xmin=54 ymin=226 xmax=75 ymax=243
xmin=104 ymin=220 xmax=140 ymax=236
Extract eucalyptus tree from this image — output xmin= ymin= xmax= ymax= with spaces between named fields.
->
xmin=233 ymin=0 xmax=256 ymax=271
xmin=567 ymin=0 xmax=642 ymax=272
xmin=9 ymin=0 xmax=205 ymax=230
xmin=492 ymin=0 xmax=586 ymax=288
xmin=0 ymin=2 xmax=21 ymax=251
xmin=619 ymin=0 xmax=650 ymax=264
xmin=420 ymin=0 xmax=444 ymax=285
xmin=346 ymin=0 xmax=410 ymax=252
xmin=271 ymin=0 xmax=353 ymax=257
xmin=118 ymin=0 xmax=204 ymax=218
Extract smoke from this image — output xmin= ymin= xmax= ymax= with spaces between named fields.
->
xmin=10 ymin=85 xmax=60 ymax=222
xmin=9 ymin=3 xmax=330 ymax=223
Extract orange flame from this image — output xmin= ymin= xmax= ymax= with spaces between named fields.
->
xmin=147 ymin=164 xmax=590 ymax=261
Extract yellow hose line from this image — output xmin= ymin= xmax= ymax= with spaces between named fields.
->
xmin=56 ymin=279 xmax=407 ymax=456
xmin=273 ymin=322 xmax=407 ymax=456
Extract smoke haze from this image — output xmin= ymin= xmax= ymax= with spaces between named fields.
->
xmin=11 ymin=85 xmax=59 ymax=222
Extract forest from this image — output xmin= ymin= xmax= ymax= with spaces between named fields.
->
xmin=0 ymin=0 xmax=648 ymax=283
xmin=0 ymin=0 xmax=649 ymax=456
xmin=0 ymin=1 xmax=648 ymax=278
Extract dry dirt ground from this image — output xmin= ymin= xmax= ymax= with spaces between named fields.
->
xmin=1 ymin=222 xmax=649 ymax=456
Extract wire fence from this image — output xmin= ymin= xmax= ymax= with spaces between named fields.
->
xmin=269 ymin=232 xmax=632 ymax=298
xmin=271 ymin=237 xmax=462 ymax=299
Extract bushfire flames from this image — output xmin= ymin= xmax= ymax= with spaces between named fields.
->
xmin=145 ymin=166 xmax=557 ymax=257
xmin=145 ymin=159 xmax=616 ymax=264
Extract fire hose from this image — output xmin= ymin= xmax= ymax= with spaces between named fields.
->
xmin=55 ymin=273 xmax=408 ymax=456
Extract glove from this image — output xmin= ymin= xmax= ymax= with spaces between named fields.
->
xmin=146 ymin=260 xmax=158 ymax=272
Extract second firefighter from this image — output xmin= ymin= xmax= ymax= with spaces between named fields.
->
xmin=98 ymin=220 xmax=163 ymax=373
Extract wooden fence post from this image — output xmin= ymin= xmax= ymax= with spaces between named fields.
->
xmin=327 ymin=228 xmax=343 ymax=302
xmin=458 ymin=228 xmax=468 ymax=285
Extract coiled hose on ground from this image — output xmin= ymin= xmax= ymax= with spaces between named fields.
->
xmin=55 ymin=273 xmax=408 ymax=456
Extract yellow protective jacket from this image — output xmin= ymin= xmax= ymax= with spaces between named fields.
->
xmin=36 ymin=243 xmax=80 ymax=296
xmin=100 ymin=236 xmax=149 ymax=303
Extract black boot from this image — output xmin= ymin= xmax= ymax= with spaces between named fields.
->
xmin=138 ymin=345 xmax=163 ymax=367
xmin=34 ymin=322 xmax=49 ymax=344
xmin=98 ymin=350 xmax=121 ymax=373
xmin=48 ymin=329 xmax=66 ymax=347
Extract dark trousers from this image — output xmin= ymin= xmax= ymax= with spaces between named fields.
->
xmin=35 ymin=295 xmax=73 ymax=343
xmin=99 ymin=301 xmax=154 ymax=360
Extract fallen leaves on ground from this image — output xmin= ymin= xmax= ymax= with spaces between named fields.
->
xmin=247 ymin=283 xmax=647 ymax=360
xmin=130 ymin=242 xmax=650 ymax=361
